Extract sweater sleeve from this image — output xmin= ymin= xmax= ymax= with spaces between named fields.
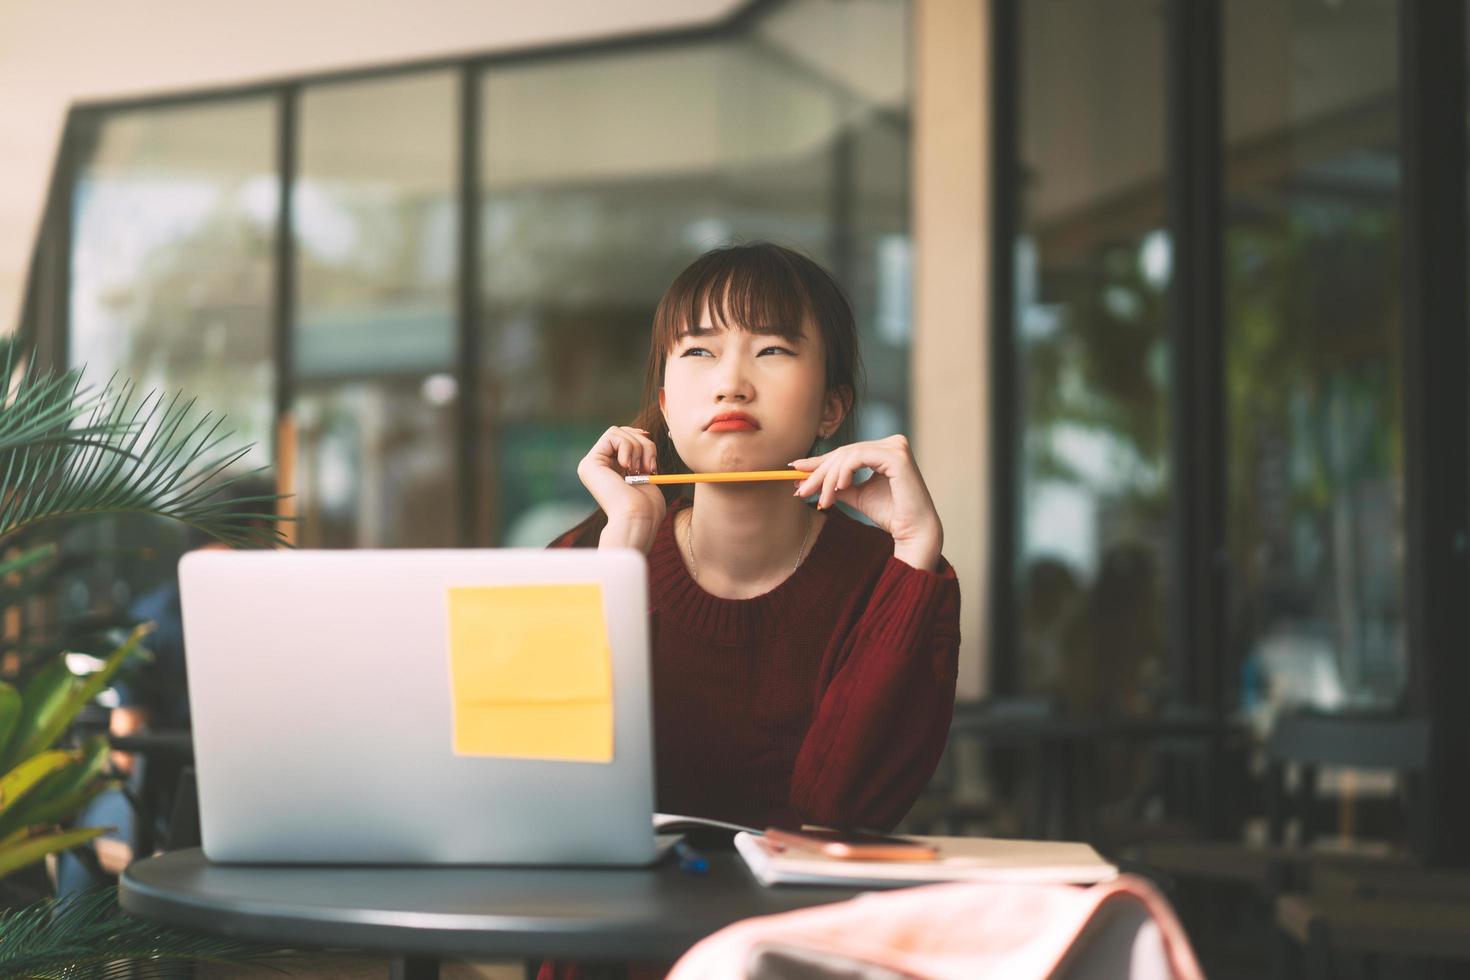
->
xmin=788 ymin=555 xmax=961 ymax=830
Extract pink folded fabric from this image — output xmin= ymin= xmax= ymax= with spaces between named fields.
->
xmin=666 ymin=874 xmax=1204 ymax=980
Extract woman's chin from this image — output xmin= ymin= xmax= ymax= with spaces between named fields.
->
xmin=687 ymin=452 xmax=788 ymax=474
xmin=678 ymin=430 xmax=806 ymax=473
xmin=723 ymin=448 xmax=793 ymax=471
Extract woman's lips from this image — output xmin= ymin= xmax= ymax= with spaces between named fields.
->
xmin=706 ymin=411 xmax=759 ymax=432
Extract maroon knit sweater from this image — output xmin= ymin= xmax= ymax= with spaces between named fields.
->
xmin=542 ymin=497 xmax=961 ymax=980
xmin=557 ymin=495 xmax=961 ymax=831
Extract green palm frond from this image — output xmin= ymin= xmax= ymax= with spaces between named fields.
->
xmin=1 ymin=610 xmax=158 ymax=683
xmin=0 ymin=347 xmax=131 ymax=461
xmin=0 ymin=683 xmax=18 ymax=763
xmin=3 ymin=615 xmax=149 ymax=672
xmin=0 ymin=887 xmax=290 ymax=979
xmin=0 ymin=544 xmax=58 ymax=579
xmin=0 ymin=367 xmax=289 ymax=550
xmin=0 ymin=544 xmax=61 ymax=620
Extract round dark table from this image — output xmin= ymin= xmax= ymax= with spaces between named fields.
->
xmin=120 ymin=847 xmax=862 ymax=978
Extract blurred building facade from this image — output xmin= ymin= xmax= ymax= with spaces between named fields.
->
xmin=12 ymin=0 xmax=977 ymax=676
xmin=9 ymin=1 xmax=1466 ymax=849
xmin=1005 ymin=0 xmax=1406 ymax=727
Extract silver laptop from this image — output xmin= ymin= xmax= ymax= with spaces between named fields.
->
xmin=178 ymin=548 xmax=658 ymax=866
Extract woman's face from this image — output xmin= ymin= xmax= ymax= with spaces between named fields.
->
xmin=659 ymin=308 xmax=844 ymax=473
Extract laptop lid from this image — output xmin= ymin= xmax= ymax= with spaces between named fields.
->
xmin=178 ymin=548 xmax=656 ymax=866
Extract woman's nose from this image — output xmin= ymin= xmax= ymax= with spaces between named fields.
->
xmin=714 ymin=359 xmax=754 ymax=402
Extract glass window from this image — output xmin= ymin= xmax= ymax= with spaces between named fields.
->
xmin=55 ymin=0 xmax=912 ymax=558
xmin=1224 ymin=0 xmax=1403 ymax=720
xmin=478 ymin=0 xmax=911 ymax=547
xmin=69 ymin=99 xmax=278 ymax=469
xmin=1013 ymin=0 xmax=1171 ymax=717
xmin=292 ymin=71 xmax=459 ymax=548
xmin=66 ymin=98 xmax=278 ymax=610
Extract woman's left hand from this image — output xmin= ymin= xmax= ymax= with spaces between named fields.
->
xmin=790 ymin=434 xmax=944 ymax=572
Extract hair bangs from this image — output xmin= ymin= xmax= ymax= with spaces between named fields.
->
xmin=653 ymin=247 xmax=814 ymax=357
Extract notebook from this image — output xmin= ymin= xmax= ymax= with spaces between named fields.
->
xmin=734 ymin=832 xmax=1118 ymax=888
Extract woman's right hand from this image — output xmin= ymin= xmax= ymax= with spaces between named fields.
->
xmin=576 ymin=425 xmax=667 ymax=553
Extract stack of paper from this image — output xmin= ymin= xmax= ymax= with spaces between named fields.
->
xmin=734 ymin=832 xmax=1118 ymax=889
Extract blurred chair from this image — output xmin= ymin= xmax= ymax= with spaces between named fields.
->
xmin=1132 ymin=711 xmax=1429 ymax=891
xmin=110 ymin=731 xmax=199 ymax=853
xmin=901 ymin=696 xmax=1057 ymax=837
xmin=1128 ymin=711 xmax=1430 ymax=975
xmin=912 ymin=697 xmax=1231 ymax=845
xmin=1276 ymin=863 xmax=1470 ymax=979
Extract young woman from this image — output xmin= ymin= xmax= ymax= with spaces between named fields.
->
xmin=553 ymin=242 xmax=961 ymax=836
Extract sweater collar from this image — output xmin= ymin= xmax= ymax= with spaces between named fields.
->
xmin=648 ymin=495 xmax=846 ymax=643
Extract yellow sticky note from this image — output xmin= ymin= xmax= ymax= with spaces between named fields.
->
xmin=446 ymin=583 xmax=614 ymax=763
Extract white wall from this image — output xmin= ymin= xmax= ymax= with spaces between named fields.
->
xmin=0 ymin=0 xmax=741 ymax=332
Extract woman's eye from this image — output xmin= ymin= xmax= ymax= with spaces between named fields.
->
xmin=680 ymin=347 xmax=713 ymax=357
xmin=759 ymin=346 xmax=794 ymax=356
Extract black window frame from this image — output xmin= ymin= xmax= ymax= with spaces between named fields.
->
xmin=988 ymin=0 xmax=1470 ymax=864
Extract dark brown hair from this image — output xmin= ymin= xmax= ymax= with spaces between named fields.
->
xmin=554 ymin=242 xmax=864 ymax=547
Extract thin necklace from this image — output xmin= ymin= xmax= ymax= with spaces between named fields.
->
xmin=684 ymin=504 xmax=815 ymax=583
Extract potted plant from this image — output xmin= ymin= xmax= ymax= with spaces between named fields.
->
xmin=0 ymin=338 xmax=287 ymax=975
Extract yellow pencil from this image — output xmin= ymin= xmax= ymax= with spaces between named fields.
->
xmin=625 ymin=469 xmax=813 ymax=486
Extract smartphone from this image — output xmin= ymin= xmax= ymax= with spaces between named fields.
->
xmin=763 ymin=827 xmax=940 ymax=861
